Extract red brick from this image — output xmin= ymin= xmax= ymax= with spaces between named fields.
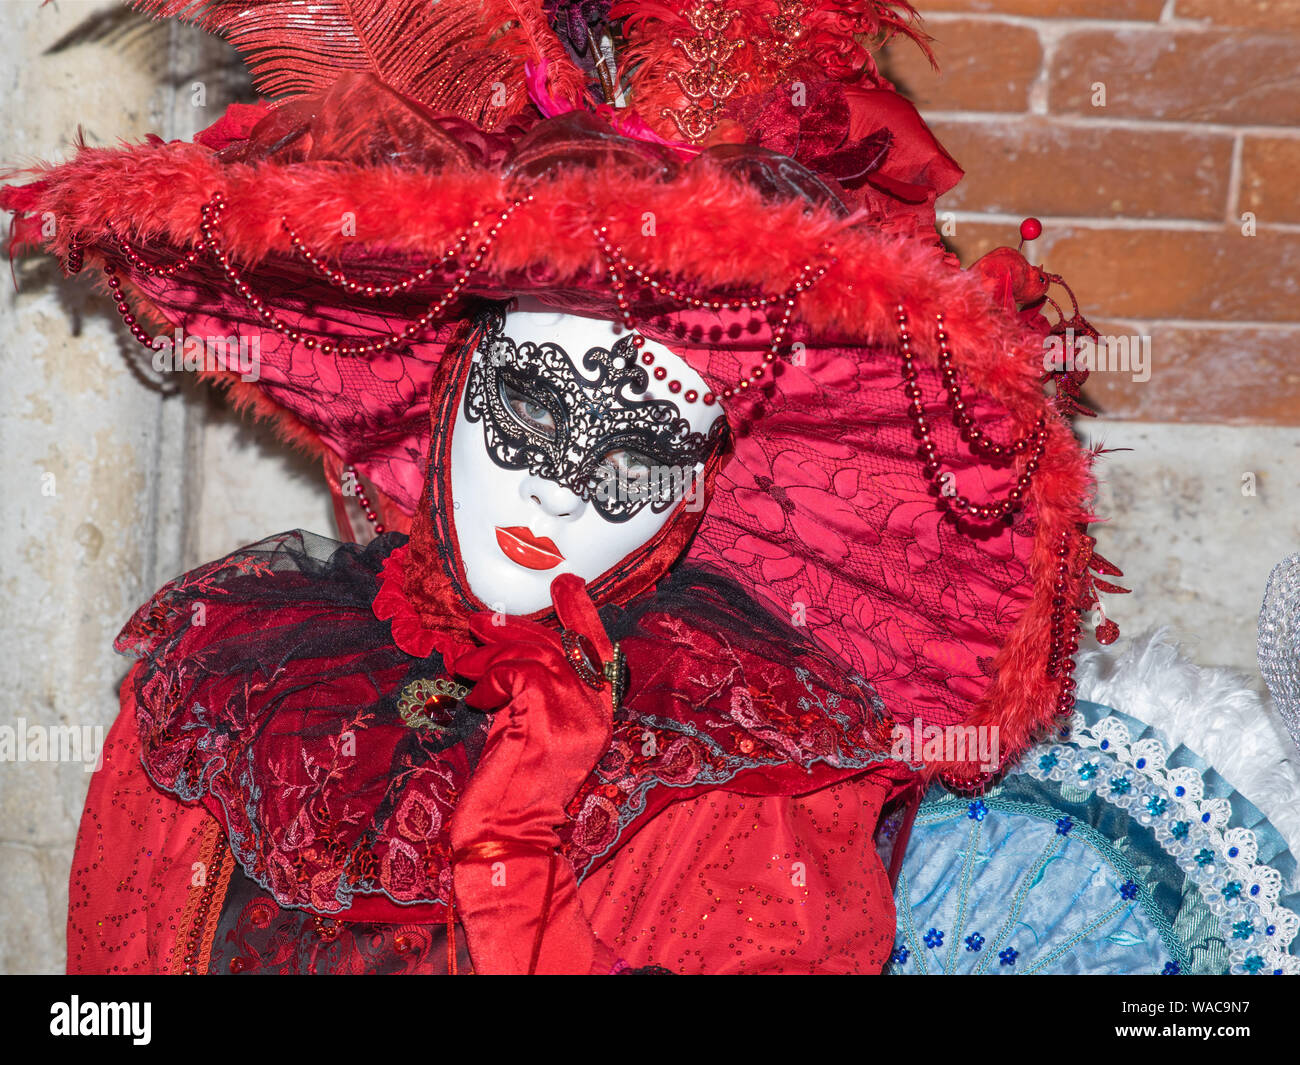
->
xmin=931 ymin=117 xmax=1233 ymax=221
xmin=1175 ymin=0 xmax=1300 ymax=33
xmin=1078 ymin=322 xmax=1300 ymax=425
xmin=924 ymin=0 xmax=1164 ymax=16
xmin=913 ymin=234 xmax=1300 ymax=423
xmin=1033 ymin=227 xmax=1300 ymax=322
xmin=941 ymin=220 xmax=1029 ymax=266
xmin=1049 ymin=28 xmax=1300 ymax=126
xmin=925 ymin=224 xmax=1300 ymax=423
xmin=879 ymin=19 xmax=1042 ymax=112
xmin=1240 ymin=137 xmax=1300 ymax=225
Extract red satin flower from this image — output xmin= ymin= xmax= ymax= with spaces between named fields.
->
xmin=726 ymin=82 xmax=892 ymax=189
xmin=372 ymin=544 xmax=451 ymax=659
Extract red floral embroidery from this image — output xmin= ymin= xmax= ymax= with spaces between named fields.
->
xmin=688 ymin=344 xmax=1042 ymax=735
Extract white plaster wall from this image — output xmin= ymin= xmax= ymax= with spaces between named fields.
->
xmin=1082 ymin=419 xmax=1300 ymax=689
xmin=0 ymin=1 xmax=331 ymax=974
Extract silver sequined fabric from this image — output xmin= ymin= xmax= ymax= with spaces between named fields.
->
xmin=1259 ymin=553 xmax=1300 ymax=751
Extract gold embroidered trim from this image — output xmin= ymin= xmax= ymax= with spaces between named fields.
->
xmin=170 ymin=817 xmax=234 ymax=975
xmin=756 ymin=0 xmax=814 ymax=84
xmin=662 ymin=2 xmax=749 ymax=143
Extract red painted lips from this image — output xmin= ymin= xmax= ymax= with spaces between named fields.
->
xmin=495 ymin=526 xmax=565 ymax=570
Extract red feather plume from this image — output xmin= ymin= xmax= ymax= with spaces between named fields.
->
xmin=125 ymin=0 xmax=588 ymax=127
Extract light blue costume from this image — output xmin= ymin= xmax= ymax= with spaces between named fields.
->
xmin=886 ymin=700 xmax=1300 ymax=975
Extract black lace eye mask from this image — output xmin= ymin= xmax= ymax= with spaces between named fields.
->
xmin=463 ymin=311 xmax=724 ymax=523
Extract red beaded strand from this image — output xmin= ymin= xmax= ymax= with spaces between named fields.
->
xmin=198 ymin=192 xmax=534 ymax=357
xmin=108 ymin=219 xmax=208 ymax=278
xmin=98 ymin=191 xmax=830 ymax=399
xmin=934 ymin=312 xmax=1043 ymax=460
xmin=283 ymin=216 xmax=485 ymax=298
xmin=596 ymin=227 xmax=831 ymax=403
xmin=103 ymin=262 xmax=158 ymax=348
xmin=343 ymin=464 xmax=384 ymax=535
xmin=935 ymin=520 xmax=1085 ymax=798
xmin=99 ymin=192 xmax=533 ymax=358
xmin=64 ymin=234 xmax=85 ymax=276
xmin=896 ymin=303 xmax=1047 ymax=523
xmin=603 ymin=240 xmax=832 ymax=312
xmin=1047 ymin=529 xmax=1083 ymax=717
xmin=935 ymin=766 xmax=993 ymax=796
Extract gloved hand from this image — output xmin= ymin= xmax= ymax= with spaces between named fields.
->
xmin=447 ymin=573 xmax=619 ymax=974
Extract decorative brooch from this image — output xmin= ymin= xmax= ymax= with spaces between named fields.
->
xmin=397 ymin=676 xmax=470 ymax=732
xmin=560 ymin=631 xmax=627 ymax=713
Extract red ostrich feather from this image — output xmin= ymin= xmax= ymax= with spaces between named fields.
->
xmin=612 ymin=1 xmax=934 ymax=141
xmin=126 ymin=0 xmax=588 ymax=128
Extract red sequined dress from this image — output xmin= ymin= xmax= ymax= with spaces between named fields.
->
xmin=68 ymin=529 xmax=913 ymax=974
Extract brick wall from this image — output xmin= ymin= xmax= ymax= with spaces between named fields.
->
xmin=881 ymin=0 xmax=1300 ymax=425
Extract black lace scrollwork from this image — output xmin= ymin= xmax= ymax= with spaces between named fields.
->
xmin=463 ymin=309 xmax=722 ymax=522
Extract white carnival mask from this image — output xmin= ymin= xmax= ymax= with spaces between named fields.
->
xmin=448 ymin=304 xmax=725 ymax=615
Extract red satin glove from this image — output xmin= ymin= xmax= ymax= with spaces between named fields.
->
xmin=447 ymin=573 xmax=618 ymax=975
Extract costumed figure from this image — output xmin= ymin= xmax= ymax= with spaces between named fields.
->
xmin=5 ymin=0 xmax=1297 ymax=975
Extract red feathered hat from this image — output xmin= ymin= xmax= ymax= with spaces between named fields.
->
xmin=2 ymin=0 xmax=1119 ymax=787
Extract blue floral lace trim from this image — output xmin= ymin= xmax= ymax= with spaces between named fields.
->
xmin=889 ymin=699 xmax=1300 ymax=975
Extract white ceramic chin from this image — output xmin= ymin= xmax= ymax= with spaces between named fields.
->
xmin=448 ymin=304 xmax=722 ymax=615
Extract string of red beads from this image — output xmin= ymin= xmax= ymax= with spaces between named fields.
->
xmin=896 ymin=303 xmax=1047 ymax=523
xmin=109 ymin=219 xmax=207 ymax=278
xmin=1046 ymin=528 xmax=1082 ymax=717
xmin=935 ymin=312 xmax=1043 ymax=460
xmin=284 ymin=217 xmax=483 ymax=297
xmin=597 ymin=234 xmax=715 ymax=405
xmin=935 ymin=767 xmax=993 ymax=796
xmin=91 ymin=192 xmax=833 ymax=404
xmin=602 ymin=240 xmax=831 ymax=311
xmin=64 ymin=234 xmax=84 ymax=276
xmin=934 ymin=530 xmax=1084 ymax=796
xmin=198 ymin=192 xmax=533 ymax=357
xmin=343 ymin=464 xmax=384 ymax=535
xmin=596 ymin=227 xmax=831 ymax=403
xmin=103 ymin=263 xmax=158 ymax=348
